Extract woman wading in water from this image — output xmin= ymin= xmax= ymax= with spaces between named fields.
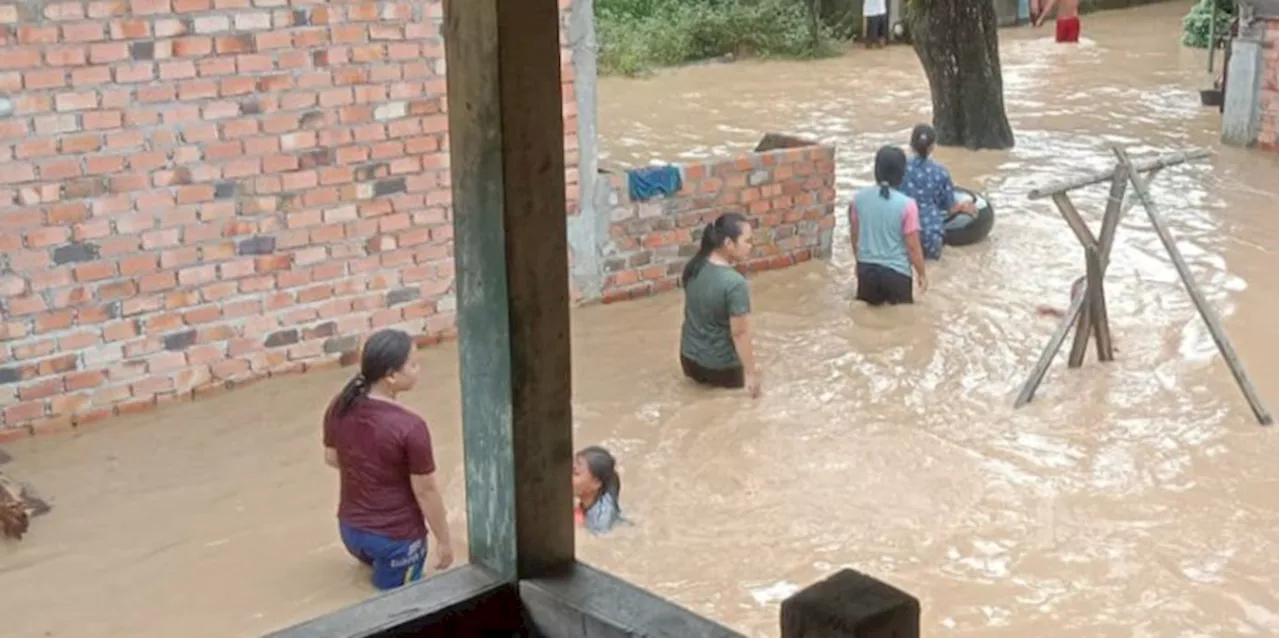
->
xmin=850 ymin=145 xmax=929 ymax=305
xmin=679 ymin=212 xmax=762 ymax=398
xmin=899 ymin=124 xmax=976 ymax=261
xmin=323 ymin=329 xmax=454 ymax=590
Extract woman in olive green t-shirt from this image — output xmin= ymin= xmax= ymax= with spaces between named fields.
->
xmin=678 ymin=212 xmax=761 ymax=398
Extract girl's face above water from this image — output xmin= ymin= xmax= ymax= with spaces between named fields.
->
xmin=571 ymin=455 xmax=601 ymax=500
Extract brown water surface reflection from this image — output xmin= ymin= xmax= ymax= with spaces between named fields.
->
xmin=0 ymin=3 xmax=1276 ymax=637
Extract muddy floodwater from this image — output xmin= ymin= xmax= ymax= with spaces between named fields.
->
xmin=2 ymin=3 xmax=1277 ymax=637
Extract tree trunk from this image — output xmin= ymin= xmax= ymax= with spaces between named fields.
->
xmin=909 ymin=0 xmax=1016 ymax=150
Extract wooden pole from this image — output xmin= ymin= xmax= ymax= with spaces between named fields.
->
xmin=1027 ymin=149 xmax=1211 ymax=199
xmin=1085 ymin=246 xmax=1114 ymax=362
xmin=445 ymin=0 xmax=576 ymax=579
xmin=1095 ymin=167 xmax=1129 ymax=266
xmin=1015 ymin=291 xmax=1087 ymax=407
xmin=1050 ymin=192 xmax=1098 ymax=250
xmin=1066 ymin=276 xmax=1093 ymax=368
xmin=1207 ymin=0 xmax=1218 ymax=74
xmin=1112 ymin=146 xmax=1273 ymax=426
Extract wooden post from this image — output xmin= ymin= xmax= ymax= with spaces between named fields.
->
xmin=1046 ymin=191 xmax=1104 ymax=369
xmin=1049 ymin=192 xmax=1097 ymax=250
xmin=1095 ymin=167 xmax=1129 ymax=266
xmin=1112 ymin=146 xmax=1273 ymax=426
xmin=1014 ymin=291 xmax=1086 ymax=407
xmin=1085 ymin=246 xmax=1113 ymax=362
xmin=1066 ymin=282 xmax=1093 ymax=368
xmin=444 ymin=0 xmax=576 ymax=580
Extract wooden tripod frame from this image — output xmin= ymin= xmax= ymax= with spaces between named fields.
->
xmin=1013 ymin=146 xmax=1273 ymax=426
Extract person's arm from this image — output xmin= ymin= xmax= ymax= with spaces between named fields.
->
xmin=322 ymin=410 xmax=339 ymax=469
xmin=405 ymin=420 xmax=454 ymax=569
xmin=727 ymin=280 xmax=760 ymax=397
xmin=848 ymin=200 xmax=860 ymax=260
xmin=903 ymin=200 xmax=928 ymax=291
xmin=938 ymin=169 xmax=973 ymax=218
xmin=1035 ymin=0 xmax=1058 ymax=25
xmin=410 ymin=473 xmax=452 ymax=552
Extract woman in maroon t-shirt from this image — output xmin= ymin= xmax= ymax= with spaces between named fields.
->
xmin=322 ymin=329 xmax=454 ymax=589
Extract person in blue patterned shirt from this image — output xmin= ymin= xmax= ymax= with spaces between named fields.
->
xmin=899 ymin=124 xmax=977 ymax=260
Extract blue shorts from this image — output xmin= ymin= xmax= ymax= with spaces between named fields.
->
xmin=339 ymin=522 xmax=427 ymax=590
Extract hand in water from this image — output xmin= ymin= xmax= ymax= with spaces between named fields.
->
xmin=745 ymin=373 xmax=762 ymax=398
xmin=434 ymin=540 xmax=455 ymax=571
xmin=917 ymin=272 xmax=929 ymax=294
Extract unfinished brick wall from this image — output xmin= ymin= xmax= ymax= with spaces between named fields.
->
xmin=1258 ymin=17 xmax=1278 ymax=151
xmin=0 ymin=0 xmax=579 ymax=437
xmin=600 ymin=143 xmax=837 ymax=304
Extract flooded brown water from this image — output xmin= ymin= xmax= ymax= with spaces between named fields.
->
xmin=2 ymin=2 xmax=1277 ymax=637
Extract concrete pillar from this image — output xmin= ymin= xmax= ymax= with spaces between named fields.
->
xmin=780 ymin=569 xmax=920 ymax=638
xmin=565 ymin=0 xmax=609 ymax=300
xmin=1222 ymin=35 xmax=1265 ymax=147
xmin=444 ymin=0 xmax=575 ymax=580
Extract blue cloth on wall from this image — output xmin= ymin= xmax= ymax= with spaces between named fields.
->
xmin=627 ymin=165 xmax=683 ymax=202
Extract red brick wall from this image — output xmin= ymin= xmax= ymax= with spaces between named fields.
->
xmin=1258 ymin=17 xmax=1278 ymax=151
xmin=0 ymin=0 xmax=579 ymax=438
xmin=600 ymin=143 xmax=837 ymax=304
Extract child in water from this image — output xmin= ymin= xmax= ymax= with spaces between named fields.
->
xmin=572 ymin=446 xmax=623 ymax=535
xmin=1036 ymin=275 xmax=1086 ymax=318
xmin=1036 ymin=277 xmax=1123 ymax=352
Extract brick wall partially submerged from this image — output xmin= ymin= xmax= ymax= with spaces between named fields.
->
xmin=599 ymin=138 xmax=837 ymax=304
xmin=0 ymin=0 xmax=578 ymax=437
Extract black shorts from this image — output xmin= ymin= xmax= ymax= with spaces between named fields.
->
xmin=855 ymin=262 xmax=913 ymax=306
xmin=680 ymin=354 xmax=745 ymax=390
xmin=866 ymin=14 xmax=889 ymax=40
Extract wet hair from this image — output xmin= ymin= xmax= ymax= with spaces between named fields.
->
xmin=910 ymin=123 xmax=937 ymax=158
xmin=873 ymin=145 xmax=908 ymax=198
xmin=680 ymin=212 xmax=749 ymax=287
xmin=576 ymin=445 xmax=621 ymax=509
xmin=326 ymin=329 xmax=413 ymax=419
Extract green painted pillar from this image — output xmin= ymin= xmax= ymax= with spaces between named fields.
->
xmin=444 ymin=0 xmax=575 ymax=580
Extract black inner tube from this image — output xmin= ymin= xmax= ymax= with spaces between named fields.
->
xmin=943 ymin=187 xmax=995 ymax=247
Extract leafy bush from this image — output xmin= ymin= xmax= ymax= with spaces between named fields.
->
xmin=1181 ymin=0 xmax=1233 ymax=49
xmin=596 ymin=0 xmax=840 ymax=76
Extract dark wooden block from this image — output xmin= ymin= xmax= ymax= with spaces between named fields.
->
xmin=753 ymin=132 xmax=817 ymax=153
xmin=780 ymin=569 xmax=920 ymax=638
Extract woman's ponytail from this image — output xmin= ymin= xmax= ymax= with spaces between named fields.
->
xmin=909 ymin=123 xmax=936 ymax=159
xmin=680 ymin=222 xmax=720 ymax=287
xmin=323 ymin=329 xmax=413 ymax=422
xmin=679 ymin=212 xmax=748 ymax=287
xmin=872 ymin=145 xmax=908 ymax=200
xmin=326 ymin=373 xmax=371 ymax=422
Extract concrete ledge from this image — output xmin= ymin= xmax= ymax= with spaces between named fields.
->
xmin=263 ymin=565 xmax=520 ymax=638
xmin=520 ymin=562 xmax=745 ymax=638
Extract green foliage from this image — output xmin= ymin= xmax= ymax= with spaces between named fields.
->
xmin=596 ymin=0 xmax=840 ymax=76
xmin=1181 ymin=0 xmax=1234 ymax=49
